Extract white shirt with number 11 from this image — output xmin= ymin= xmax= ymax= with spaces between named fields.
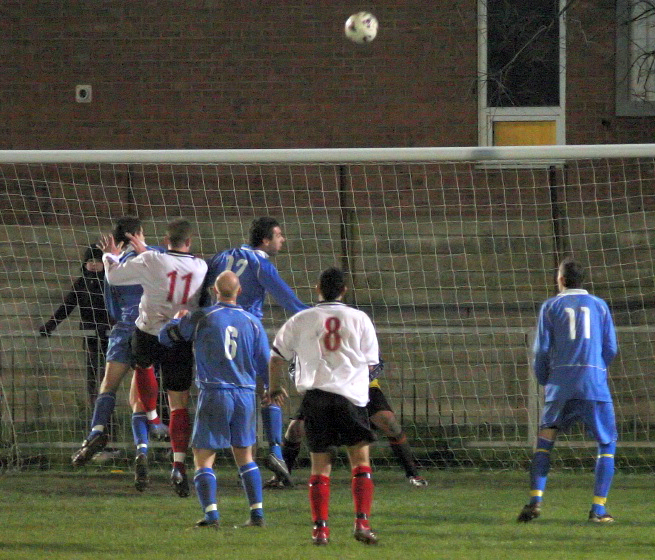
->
xmin=104 ymin=250 xmax=208 ymax=336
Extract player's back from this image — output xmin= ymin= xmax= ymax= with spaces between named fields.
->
xmin=276 ymin=301 xmax=379 ymax=406
xmin=136 ymin=250 xmax=208 ymax=335
xmin=105 ymin=249 xmax=145 ymax=327
xmin=540 ymin=289 xmax=617 ymax=402
xmin=206 ymin=246 xmax=268 ymax=317
xmin=193 ymin=303 xmax=268 ymax=389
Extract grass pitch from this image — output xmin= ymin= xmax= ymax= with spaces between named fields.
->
xmin=1 ymin=468 xmax=654 ymax=559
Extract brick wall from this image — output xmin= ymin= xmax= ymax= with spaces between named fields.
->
xmin=0 ymin=1 xmax=653 ymax=150
xmin=566 ymin=0 xmax=655 ymax=143
xmin=0 ymin=1 xmax=474 ymax=149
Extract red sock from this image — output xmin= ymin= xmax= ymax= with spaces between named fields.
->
xmin=309 ymin=474 xmax=330 ymax=523
xmin=352 ymin=466 xmax=374 ymax=527
xmin=134 ymin=366 xmax=158 ymax=419
xmin=169 ymin=408 xmax=190 ymax=470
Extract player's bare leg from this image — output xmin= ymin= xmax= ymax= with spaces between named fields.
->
xmin=72 ymin=361 xmax=130 ymax=466
xmin=233 ymin=446 xmax=265 ymax=527
xmin=193 ymin=448 xmax=219 ymax=529
xmin=346 ymin=442 xmax=378 ymax=545
xmin=168 ymin=389 xmax=191 ymax=497
xmin=129 ymin=374 xmax=150 ymax=491
xmin=370 ymin=410 xmax=427 ymax=486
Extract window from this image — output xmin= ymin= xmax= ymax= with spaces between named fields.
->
xmin=478 ymin=0 xmax=566 ymax=147
xmin=616 ymin=0 xmax=655 ymax=116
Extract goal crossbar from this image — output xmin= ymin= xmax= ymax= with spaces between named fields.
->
xmin=1 ymin=143 xmax=654 ymax=164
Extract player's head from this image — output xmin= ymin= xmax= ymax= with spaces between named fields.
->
xmin=250 ymin=216 xmax=285 ymax=255
xmin=317 ymin=267 xmax=347 ymax=302
xmin=558 ymin=257 xmax=585 ymax=290
xmin=214 ymin=270 xmax=241 ymax=302
xmin=82 ymin=244 xmax=104 ymax=274
xmin=113 ymin=216 xmax=143 ymax=246
xmin=166 ymin=218 xmax=193 ymax=250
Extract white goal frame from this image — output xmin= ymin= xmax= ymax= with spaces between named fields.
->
xmin=2 ymin=143 xmax=655 ymax=470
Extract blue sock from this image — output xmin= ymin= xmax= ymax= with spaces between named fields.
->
xmin=194 ymin=468 xmax=218 ymax=522
xmin=592 ymin=441 xmax=616 ymax=515
xmin=89 ymin=392 xmax=116 ymax=437
xmin=261 ymin=405 xmax=283 ymax=460
xmin=131 ymin=412 xmax=149 ymax=456
xmin=529 ymin=437 xmax=554 ymax=505
xmin=239 ymin=462 xmax=263 ymax=520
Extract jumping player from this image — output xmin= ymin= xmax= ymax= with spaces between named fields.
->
xmin=71 ymin=217 xmax=168 ymax=487
xmin=92 ymin=218 xmax=206 ymax=497
xmin=203 ymin=217 xmax=309 ymax=485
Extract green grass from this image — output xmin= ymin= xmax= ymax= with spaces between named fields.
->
xmin=1 ymin=468 xmax=655 ymax=559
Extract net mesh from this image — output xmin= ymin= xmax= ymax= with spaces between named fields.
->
xmin=1 ymin=150 xmax=655 ymax=472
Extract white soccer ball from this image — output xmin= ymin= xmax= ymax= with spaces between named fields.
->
xmin=344 ymin=12 xmax=378 ymax=43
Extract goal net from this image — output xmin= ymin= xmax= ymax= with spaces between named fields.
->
xmin=1 ymin=145 xmax=655 ymax=472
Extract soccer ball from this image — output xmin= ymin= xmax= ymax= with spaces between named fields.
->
xmin=344 ymin=12 xmax=378 ymax=43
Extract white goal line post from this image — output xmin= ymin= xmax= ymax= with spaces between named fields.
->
xmin=0 ymin=143 xmax=654 ymax=164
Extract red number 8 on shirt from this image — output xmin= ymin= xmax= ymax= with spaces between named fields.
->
xmin=323 ymin=316 xmax=341 ymax=351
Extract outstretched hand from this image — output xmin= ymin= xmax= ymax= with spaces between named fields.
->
xmin=125 ymin=232 xmax=147 ymax=254
xmin=98 ymin=234 xmax=122 ymax=256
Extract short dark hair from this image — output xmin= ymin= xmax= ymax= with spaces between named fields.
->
xmin=249 ymin=217 xmax=279 ymax=248
xmin=559 ymin=257 xmax=585 ymax=289
xmin=167 ymin=218 xmax=193 ymax=247
xmin=319 ymin=267 xmax=346 ymax=301
xmin=113 ymin=216 xmax=142 ymax=246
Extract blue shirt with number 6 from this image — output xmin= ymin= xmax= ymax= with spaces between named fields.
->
xmin=159 ymin=302 xmax=270 ymax=390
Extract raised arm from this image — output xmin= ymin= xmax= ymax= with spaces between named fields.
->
xmin=39 ymin=276 xmax=84 ymax=335
xmin=259 ymin=260 xmax=309 ymax=315
xmin=103 ymin=252 xmax=151 ymax=286
xmin=158 ymin=309 xmax=199 ymax=347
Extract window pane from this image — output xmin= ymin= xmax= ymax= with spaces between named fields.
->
xmin=487 ymin=0 xmax=560 ymax=107
xmin=493 ymin=120 xmax=557 ymax=146
xmin=629 ymin=1 xmax=655 ymax=101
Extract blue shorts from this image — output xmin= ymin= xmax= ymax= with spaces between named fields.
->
xmin=105 ymin=324 xmax=135 ymax=365
xmin=540 ymin=400 xmax=617 ymax=445
xmin=191 ymin=388 xmax=257 ymax=451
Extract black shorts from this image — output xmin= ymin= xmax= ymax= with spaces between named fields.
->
xmin=293 ymin=385 xmax=392 ymax=420
xmin=300 ymin=389 xmax=376 ymax=453
xmin=131 ymin=328 xmax=193 ymax=392
xmin=366 ymin=386 xmax=392 ymax=416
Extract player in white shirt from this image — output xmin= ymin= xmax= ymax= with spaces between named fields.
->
xmin=104 ymin=218 xmax=207 ymax=497
xmin=71 ymin=216 xmax=166 ymax=477
xmin=268 ymin=267 xmax=380 ymax=546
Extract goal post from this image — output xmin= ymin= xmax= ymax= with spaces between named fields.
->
xmin=1 ymin=144 xmax=655 ymax=472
